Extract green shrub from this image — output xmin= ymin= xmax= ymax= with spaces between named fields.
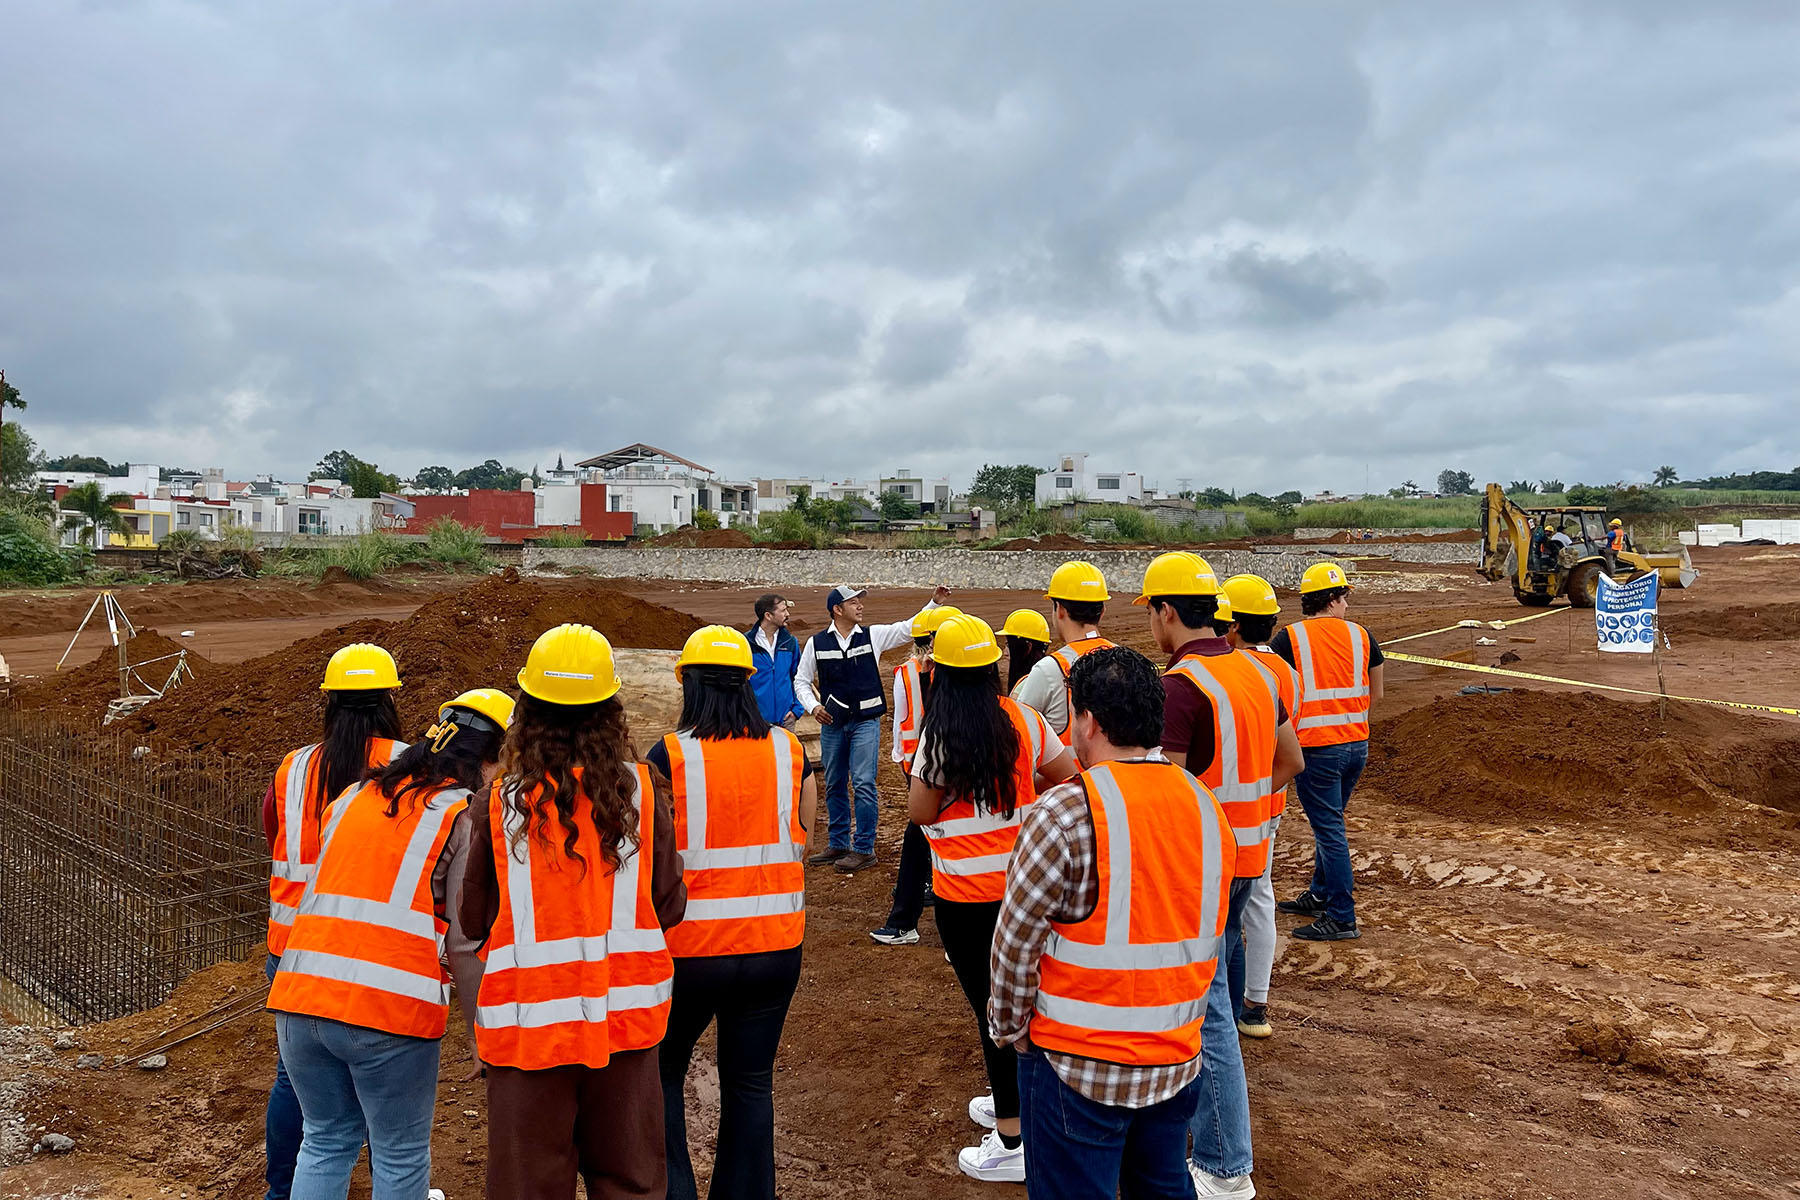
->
xmin=752 ymin=509 xmax=832 ymax=548
xmin=693 ymin=508 xmax=721 ymax=531
xmin=535 ymin=529 xmax=590 ymax=548
xmin=317 ymin=532 xmax=407 ymax=580
xmin=1106 ymin=507 xmax=1155 ymax=543
xmin=896 ymin=531 xmax=953 ymax=549
xmin=0 ymin=530 xmax=71 ymax=586
xmin=421 ymin=518 xmax=491 ymax=567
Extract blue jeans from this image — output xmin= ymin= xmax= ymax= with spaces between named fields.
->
xmin=1294 ymin=740 xmax=1369 ymax=923
xmin=265 ymin=954 xmax=303 ymax=1200
xmin=1222 ymin=873 xmax=1254 ymax=1022
xmin=819 ymin=717 xmax=881 ymax=854
xmin=274 ymin=1013 xmax=441 ymax=1200
xmin=1188 ymin=882 xmax=1255 ymax=1178
xmin=1018 ymin=1050 xmax=1201 ymax=1199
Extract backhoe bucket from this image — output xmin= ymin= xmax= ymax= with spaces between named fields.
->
xmin=1644 ymin=545 xmax=1698 ymax=589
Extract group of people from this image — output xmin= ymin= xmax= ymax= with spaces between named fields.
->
xmin=258 ymin=554 xmax=1380 ymax=1200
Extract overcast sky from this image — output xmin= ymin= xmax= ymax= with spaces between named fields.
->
xmin=4 ymin=2 xmax=1797 ymax=495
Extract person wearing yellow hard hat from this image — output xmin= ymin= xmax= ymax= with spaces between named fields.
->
xmin=1012 ymin=561 xmax=1116 ymax=752
xmin=1137 ymin=554 xmax=1301 ymax=1198
xmin=907 ymin=614 xmax=1077 ymax=1183
xmin=1268 ymin=562 xmax=1384 ymax=945
xmin=1219 ymin=574 xmax=1303 ymax=1041
xmin=459 ymin=623 xmax=687 ymax=1199
xmin=1604 ymin=517 xmax=1629 ymax=578
xmin=261 ymin=642 xmax=407 ymax=1200
xmin=870 ymin=605 xmax=962 ymax=947
xmin=268 ymin=687 xmax=511 ymax=1200
xmin=793 ymin=582 xmax=953 ymax=874
xmin=999 ymin=609 xmax=1051 ymax=699
xmin=647 ymin=626 xmax=814 ymax=1200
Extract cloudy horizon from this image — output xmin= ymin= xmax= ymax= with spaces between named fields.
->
xmin=4 ymin=2 xmax=1797 ymax=495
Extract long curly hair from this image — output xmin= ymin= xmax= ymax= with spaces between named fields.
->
xmin=915 ymin=662 xmax=1022 ymax=818
xmin=499 ymin=693 xmax=638 ymax=876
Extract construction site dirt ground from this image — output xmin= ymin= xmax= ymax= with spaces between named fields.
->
xmin=4 ymin=544 xmax=1800 ymax=1199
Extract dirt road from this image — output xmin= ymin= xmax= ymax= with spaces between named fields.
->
xmin=5 ymin=547 xmax=1798 ymax=1198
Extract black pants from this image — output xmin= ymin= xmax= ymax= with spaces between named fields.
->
xmin=935 ymin=897 xmax=1019 ymax=1121
xmin=885 ymin=822 xmax=932 ymax=931
xmin=659 ymin=946 xmax=803 ymax=1200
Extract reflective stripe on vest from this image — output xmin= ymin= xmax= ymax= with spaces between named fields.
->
xmin=1029 ymin=761 xmax=1228 ymax=1066
xmin=1050 ymin=636 xmax=1115 ymax=746
xmin=919 ymin=699 xmax=1045 ymax=903
xmin=1165 ymin=651 xmax=1279 ymax=878
xmin=1289 ymin=618 xmax=1372 ymax=748
xmin=664 ymin=728 xmax=807 ymax=958
xmin=267 ymin=783 xmax=469 ymax=1038
xmin=894 ymin=660 xmax=923 ymax=765
xmin=474 ymin=765 xmax=673 ymax=1070
xmin=1246 ymin=647 xmax=1300 ymax=816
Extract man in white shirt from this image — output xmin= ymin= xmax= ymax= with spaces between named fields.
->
xmin=795 ymin=583 xmax=949 ymax=873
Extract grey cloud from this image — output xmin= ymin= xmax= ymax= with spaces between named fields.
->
xmin=1214 ymin=245 xmax=1386 ymax=325
xmin=875 ymin=307 xmax=968 ymax=388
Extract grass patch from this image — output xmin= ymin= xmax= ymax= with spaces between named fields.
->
xmin=421 ymin=518 xmax=492 ymax=568
xmin=534 ymin=529 xmax=590 ymax=548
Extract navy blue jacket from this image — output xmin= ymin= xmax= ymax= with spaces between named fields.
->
xmin=748 ymin=624 xmax=806 ymax=723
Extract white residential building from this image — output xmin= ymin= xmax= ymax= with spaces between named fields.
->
xmin=753 ymin=477 xmax=827 ymax=514
xmin=1035 ymin=453 xmax=1146 ymax=506
xmin=38 ymin=462 xmax=162 ymax=497
xmin=880 ymin=469 xmax=953 ymax=514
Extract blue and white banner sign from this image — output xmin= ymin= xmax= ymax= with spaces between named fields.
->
xmin=1596 ymin=571 xmax=1659 ymax=654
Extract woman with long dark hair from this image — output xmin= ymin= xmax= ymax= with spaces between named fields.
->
xmin=268 ymin=688 xmax=512 ymax=1200
xmin=459 ymin=623 xmax=687 ymax=1200
xmin=262 ymin=643 xmax=407 ymax=1200
xmin=907 ymin=614 xmax=1077 ymax=1185
xmin=1000 ymin=609 xmax=1051 ymax=699
xmin=648 ymin=626 xmax=816 ymax=1200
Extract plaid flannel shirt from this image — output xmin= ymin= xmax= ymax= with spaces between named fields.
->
xmin=987 ymin=762 xmax=1205 ymax=1109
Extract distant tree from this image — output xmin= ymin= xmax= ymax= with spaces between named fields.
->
xmin=1436 ymin=469 xmax=1475 ymax=496
xmin=1274 ymin=490 xmax=1303 ymax=505
xmin=1 ymin=422 xmax=42 ymax=490
xmin=57 ymin=481 xmax=133 ymax=547
xmin=1239 ymin=492 xmax=1274 ymax=508
xmin=878 ymin=491 xmax=920 ymax=523
xmin=1506 ymin=480 xmax=1535 ymax=495
xmin=1537 ymin=478 xmax=1565 ymax=495
xmin=0 ymin=373 xmax=21 ymax=415
xmin=159 ymin=466 xmax=198 ymax=481
xmin=1386 ymin=487 xmax=1409 ymax=499
xmin=1565 ymin=484 xmax=1609 ymax=506
xmin=345 ymin=459 xmax=399 ymax=498
xmin=692 ymin=507 xmax=721 ymax=530
xmin=452 ymin=459 xmax=528 ymax=492
xmin=1199 ymin=487 xmax=1235 ymax=507
xmin=41 ymin=455 xmax=124 ymax=474
xmin=1400 ymin=479 xmax=1420 ymax=497
xmin=531 ymin=464 xmax=542 ymax=488
xmin=1653 ymin=465 xmax=1679 ymax=487
xmin=969 ymin=463 xmax=1044 ymax=509
xmin=413 ymin=465 xmax=455 ymax=492
xmin=310 ymin=449 xmax=366 ymax=482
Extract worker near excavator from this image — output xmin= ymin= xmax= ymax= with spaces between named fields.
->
xmin=1270 ymin=563 xmax=1384 ymax=943
xmin=262 ymin=643 xmax=408 ymax=1200
xmin=1139 ymin=553 xmax=1302 ymax=1199
xmin=1605 ymin=518 xmax=1629 ymax=578
xmin=1010 ymin=561 xmax=1115 ymax=751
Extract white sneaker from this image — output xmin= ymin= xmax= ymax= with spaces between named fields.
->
xmin=428 ymin=1191 xmax=446 ymax=1200
xmin=968 ymin=1093 xmax=997 ymax=1129
xmin=1189 ymin=1163 xmax=1255 ymax=1199
xmin=958 ymin=1130 xmax=1025 ymax=1183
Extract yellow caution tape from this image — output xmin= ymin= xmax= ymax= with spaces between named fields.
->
xmin=1384 ymin=650 xmax=1800 ymax=717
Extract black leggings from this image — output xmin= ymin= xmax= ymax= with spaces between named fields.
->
xmin=935 ymin=896 xmax=1018 ymax=1121
xmin=659 ymin=946 xmax=803 ymax=1200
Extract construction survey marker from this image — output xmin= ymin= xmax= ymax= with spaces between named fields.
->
xmin=1595 ymin=571 xmax=1660 ymax=654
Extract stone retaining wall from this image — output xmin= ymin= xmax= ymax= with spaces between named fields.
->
xmin=524 ymin=543 xmax=1478 ymax=589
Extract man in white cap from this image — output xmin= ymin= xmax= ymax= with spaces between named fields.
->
xmin=795 ymin=583 xmax=949 ymax=872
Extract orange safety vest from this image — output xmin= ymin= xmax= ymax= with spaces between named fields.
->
xmin=918 ymin=698 xmax=1050 ymax=903
xmin=1049 ymin=636 xmax=1116 ymax=746
xmin=661 ymin=728 xmax=807 ymax=958
xmin=269 ymin=737 xmax=406 ymax=956
xmin=268 ymin=780 xmax=469 ymax=1038
xmin=893 ymin=658 xmax=927 ymax=770
xmin=1164 ymin=651 xmax=1281 ymax=878
xmin=1245 ymin=646 xmax=1300 ymax=817
xmin=1029 ymin=760 xmax=1230 ymax=1066
xmin=474 ymin=764 xmax=673 ymax=1070
xmin=1608 ymin=528 xmax=1626 ymax=551
xmin=1287 ymin=618 xmax=1374 ymax=748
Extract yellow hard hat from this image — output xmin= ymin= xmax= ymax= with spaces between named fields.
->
xmin=517 ymin=623 xmax=621 ymax=705
xmin=438 ymin=687 xmax=516 ymax=729
xmin=931 ymin=613 xmax=1003 ymax=669
xmin=911 ymin=605 xmax=963 ymax=638
xmin=1133 ymin=552 xmax=1223 ymax=606
xmin=675 ymin=625 xmax=755 ymax=679
xmin=1609 ymin=518 xmax=1622 ymax=527
xmin=1000 ymin=608 xmax=1051 ymax=644
xmin=321 ymin=643 xmax=401 ymax=691
xmin=1047 ymin=560 xmax=1110 ymax=603
xmin=1299 ymin=561 xmax=1354 ymax=594
xmin=1221 ymin=573 xmax=1280 ymax=617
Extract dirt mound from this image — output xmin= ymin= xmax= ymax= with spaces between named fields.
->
xmin=13 ymin=631 xmax=212 ymax=716
xmin=1364 ymin=689 xmax=1800 ymax=825
xmin=982 ymin=533 xmax=1094 ymax=551
xmin=647 ymin=527 xmax=754 ymax=549
xmin=1564 ymin=1019 xmax=1697 ymax=1078
xmin=1660 ymin=601 xmax=1800 ymax=642
xmin=121 ymin=576 xmax=703 ymax=769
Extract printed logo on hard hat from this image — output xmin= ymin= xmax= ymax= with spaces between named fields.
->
xmin=1326 ymin=567 xmax=1343 ymax=584
xmin=543 ymin=670 xmax=595 ymax=680
xmin=345 ymin=668 xmax=375 ymax=676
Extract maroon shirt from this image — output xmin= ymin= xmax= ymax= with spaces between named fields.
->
xmin=1161 ymin=638 xmax=1288 ymax=774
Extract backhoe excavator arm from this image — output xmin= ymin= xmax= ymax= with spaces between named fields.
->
xmin=1478 ymin=483 xmax=1530 ymax=586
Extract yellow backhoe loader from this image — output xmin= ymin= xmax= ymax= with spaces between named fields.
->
xmin=1478 ymin=483 xmax=1697 ymax=608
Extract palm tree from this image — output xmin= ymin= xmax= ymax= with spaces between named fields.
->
xmin=1653 ymin=465 xmax=1678 ymax=487
xmin=58 ymin=481 xmax=133 ymax=547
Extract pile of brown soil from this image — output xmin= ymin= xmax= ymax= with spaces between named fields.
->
xmin=982 ymin=533 xmax=1094 ymax=551
xmin=12 ymin=631 xmax=211 ymax=717
xmin=121 ymin=576 xmax=704 ymax=770
xmin=1364 ymin=689 xmax=1800 ymax=825
xmin=1660 ymin=601 xmax=1800 ymax=642
xmin=646 ymin=527 xmax=754 ymax=549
